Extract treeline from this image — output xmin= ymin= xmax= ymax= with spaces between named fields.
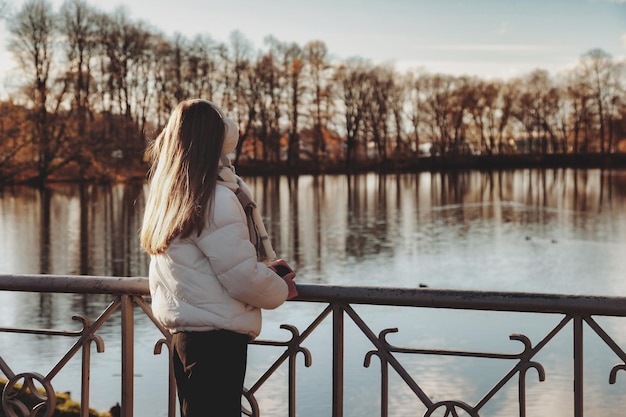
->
xmin=0 ymin=0 xmax=625 ymax=184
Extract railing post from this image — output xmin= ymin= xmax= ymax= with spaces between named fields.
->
xmin=80 ymin=339 xmax=92 ymax=417
xmin=332 ymin=304 xmax=344 ymax=417
xmin=573 ymin=316 xmax=583 ymax=417
xmin=121 ymin=295 xmax=134 ymax=417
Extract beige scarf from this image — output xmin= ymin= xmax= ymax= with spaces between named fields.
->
xmin=217 ymin=155 xmax=276 ymax=262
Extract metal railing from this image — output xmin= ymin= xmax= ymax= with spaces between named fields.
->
xmin=0 ymin=274 xmax=625 ymax=417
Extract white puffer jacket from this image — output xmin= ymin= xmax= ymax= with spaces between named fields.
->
xmin=148 ymin=184 xmax=288 ymax=338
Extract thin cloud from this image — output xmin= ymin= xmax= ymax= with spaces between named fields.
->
xmin=420 ymin=44 xmax=550 ymax=52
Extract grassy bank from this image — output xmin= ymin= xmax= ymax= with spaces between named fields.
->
xmin=0 ymin=379 xmax=107 ymax=417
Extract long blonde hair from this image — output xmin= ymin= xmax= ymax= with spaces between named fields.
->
xmin=140 ymin=99 xmax=225 ymax=255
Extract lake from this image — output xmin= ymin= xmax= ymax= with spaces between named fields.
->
xmin=0 ymin=168 xmax=625 ymax=416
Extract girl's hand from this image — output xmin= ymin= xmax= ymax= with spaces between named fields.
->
xmin=268 ymin=259 xmax=298 ymax=299
xmin=282 ymin=272 xmax=298 ymax=299
xmin=268 ymin=259 xmax=293 ymax=277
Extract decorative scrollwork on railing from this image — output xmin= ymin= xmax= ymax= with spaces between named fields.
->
xmin=2 ymin=372 xmax=55 ymax=417
xmin=0 ymin=302 xmax=111 ymax=417
xmin=152 ymin=322 xmax=315 ymax=417
xmin=71 ymin=314 xmax=106 ymax=356
xmin=2 ymin=277 xmax=626 ymax=417
xmin=583 ymin=316 xmax=626 ymax=387
xmin=609 ymin=364 xmax=626 ymax=385
xmin=243 ymin=323 xmax=313 ymax=417
xmin=424 ymin=400 xmax=478 ymax=417
xmin=509 ymin=333 xmax=546 ymax=383
xmin=276 ymin=324 xmax=314 ymax=367
xmin=153 ymin=338 xmax=169 ymax=356
xmin=242 ymin=387 xmax=260 ymax=417
xmin=358 ymin=318 xmax=550 ymax=417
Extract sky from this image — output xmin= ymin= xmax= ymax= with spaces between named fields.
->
xmin=0 ymin=0 xmax=625 ymax=87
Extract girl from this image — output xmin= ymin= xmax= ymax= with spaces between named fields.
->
xmin=140 ymin=99 xmax=297 ymax=417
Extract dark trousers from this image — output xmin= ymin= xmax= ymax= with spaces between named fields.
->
xmin=172 ymin=330 xmax=249 ymax=417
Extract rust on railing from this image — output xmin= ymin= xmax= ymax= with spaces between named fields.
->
xmin=0 ymin=275 xmax=625 ymax=417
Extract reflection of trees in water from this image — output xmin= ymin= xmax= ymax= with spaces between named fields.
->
xmin=17 ymin=168 xmax=626 ymax=279
xmin=431 ymin=170 xmax=471 ymax=207
xmin=252 ymin=175 xmax=319 ymax=269
xmin=309 ymin=169 xmax=622 ymax=264
xmin=313 ymin=175 xmax=325 ymax=272
xmin=37 ymin=186 xmax=54 ymax=329
xmin=466 ymin=168 xmax=614 ymax=210
xmin=110 ymin=183 xmax=146 ymax=277
xmin=256 ymin=175 xmax=282 ymax=258
xmin=345 ymin=173 xmax=390 ymax=259
xmin=38 ymin=292 xmax=53 ymax=329
xmin=287 ymin=176 xmax=300 ymax=266
xmin=79 ymin=184 xmax=89 ymax=275
xmin=248 ymin=169 xmax=624 ymax=266
xmin=5 ymin=168 xmax=624 ymax=328
xmin=34 ymin=182 xmax=148 ymax=278
xmin=428 ymin=168 xmax=623 ymax=243
xmin=259 ymin=174 xmax=328 ymax=275
xmin=39 ymin=187 xmax=51 ymax=274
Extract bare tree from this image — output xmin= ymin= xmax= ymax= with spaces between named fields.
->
xmin=450 ymin=76 xmax=476 ymax=155
xmin=255 ymin=43 xmax=283 ymax=162
xmin=363 ymin=66 xmax=394 ymax=162
xmin=185 ymin=34 xmax=220 ymax=100
xmin=334 ymin=58 xmax=371 ymax=168
xmin=564 ymin=68 xmax=592 ymax=153
xmin=281 ymin=41 xmax=304 ymax=166
xmin=304 ymin=40 xmax=331 ymax=167
xmin=171 ymin=33 xmax=188 ymax=102
xmin=579 ymin=49 xmax=616 ymax=154
xmin=59 ymin=0 xmax=100 ymax=173
xmin=129 ymin=23 xmax=158 ymax=144
xmin=226 ymin=30 xmax=252 ymax=114
xmin=234 ymin=58 xmax=262 ymax=165
xmin=406 ymin=71 xmax=428 ymax=157
xmin=471 ymin=79 xmax=496 ymax=154
xmin=422 ymin=74 xmax=455 ymax=155
xmin=4 ymin=3 xmax=626 ymax=181
xmin=511 ymin=70 xmax=555 ymax=155
xmin=542 ymin=83 xmax=569 ymax=153
xmin=8 ymin=0 xmax=73 ymax=182
xmin=496 ymin=80 xmax=518 ymax=154
xmin=96 ymin=7 xmax=154 ymax=170
xmin=387 ymin=70 xmax=408 ymax=160
xmin=471 ymin=79 xmax=516 ymax=155
xmin=227 ymin=31 xmax=257 ymax=165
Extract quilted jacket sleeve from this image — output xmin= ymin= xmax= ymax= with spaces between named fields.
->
xmin=194 ymin=186 xmax=288 ymax=309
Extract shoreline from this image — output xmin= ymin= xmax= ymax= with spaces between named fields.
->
xmin=235 ymin=153 xmax=626 ymax=176
xmin=2 ymin=153 xmax=626 ymax=186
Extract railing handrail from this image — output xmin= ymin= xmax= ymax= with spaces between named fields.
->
xmin=0 ymin=274 xmax=149 ymax=295
xmin=0 ymin=274 xmax=625 ymax=317
xmin=296 ymin=284 xmax=626 ymax=316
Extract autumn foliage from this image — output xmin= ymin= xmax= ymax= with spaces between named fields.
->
xmin=0 ymin=0 xmax=624 ymax=184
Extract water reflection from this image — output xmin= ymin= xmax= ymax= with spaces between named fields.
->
xmin=0 ymin=183 xmax=149 ymax=277
xmin=0 ymin=168 xmax=625 ymax=416
xmin=0 ymin=168 xmax=624 ymax=294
